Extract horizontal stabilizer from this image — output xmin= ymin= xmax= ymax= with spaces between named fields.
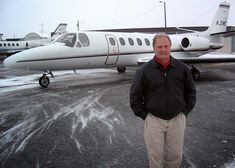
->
xmin=210 ymin=30 xmax=235 ymax=37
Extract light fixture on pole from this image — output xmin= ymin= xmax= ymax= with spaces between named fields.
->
xmin=159 ymin=1 xmax=167 ymax=32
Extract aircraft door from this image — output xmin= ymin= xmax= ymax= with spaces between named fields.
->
xmin=105 ymin=35 xmax=119 ymax=65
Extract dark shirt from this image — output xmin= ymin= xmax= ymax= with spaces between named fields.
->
xmin=130 ymin=56 xmax=196 ymax=120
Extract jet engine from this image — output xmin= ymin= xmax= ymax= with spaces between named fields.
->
xmin=181 ymin=36 xmax=210 ymax=51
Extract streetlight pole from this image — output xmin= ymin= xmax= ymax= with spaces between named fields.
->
xmin=159 ymin=1 xmax=167 ymax=32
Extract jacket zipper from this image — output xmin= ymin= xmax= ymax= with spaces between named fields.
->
xmin=164 ymin=70 xmax=168 ymax=116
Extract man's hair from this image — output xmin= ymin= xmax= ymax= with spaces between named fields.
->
xmin=152 ymin=33 xmax=172 ymax=48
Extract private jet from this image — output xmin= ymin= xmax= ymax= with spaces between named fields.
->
xmin=4 ymin=1 xmax=235 ymax=88
xmin=0 ymin=23 xmax=67 ymax=57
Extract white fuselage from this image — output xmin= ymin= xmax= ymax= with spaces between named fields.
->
xmin=0 ymin=39 xmax=50 ymax=55
xmin=4 ymin=31 xmax=212 ymax=71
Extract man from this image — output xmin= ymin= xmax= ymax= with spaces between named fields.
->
xmin=130 ymin=33 xmax=196 ymax=168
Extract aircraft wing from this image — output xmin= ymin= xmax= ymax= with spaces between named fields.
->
xmin=180 ymin=53 xmax=235 ymax=63
xmin=138 ymin=53 xmax=235 ymax=65
xmin=210 ymin=30 xmax=235 ymax=38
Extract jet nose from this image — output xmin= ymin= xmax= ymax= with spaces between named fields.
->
xmin=3 ymin=50 xmax=28 ymax=69
xmin=3 ymin=55 xmax=16 ymax=69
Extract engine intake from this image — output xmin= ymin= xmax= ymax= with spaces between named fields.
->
xmin=181 ymin=36 xmax=210 ymax=51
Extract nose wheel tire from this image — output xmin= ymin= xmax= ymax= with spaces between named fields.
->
xmin=39 ymin=75 xmax=50 ymax=88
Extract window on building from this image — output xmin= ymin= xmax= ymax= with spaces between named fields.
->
xmin=232 ymin=36 xmax=235 ymax=52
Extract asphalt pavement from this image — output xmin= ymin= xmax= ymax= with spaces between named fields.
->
xmin=0 ymin=63 xmax=235 ymax=168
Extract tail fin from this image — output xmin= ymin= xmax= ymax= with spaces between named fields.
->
xmin=205 ymin=1 xmax=230 ymax=35
xmin=51 ymin=23 xmax=67 ymax=38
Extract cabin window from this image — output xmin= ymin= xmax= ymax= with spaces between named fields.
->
xmin=137 ymin=38 xmax=142 ymax=46
xmin=0 ymin=44 xmax=2 ymax=47
xmin=109 ymin=37 xmax=116 ymax=46
xmin=119 ymin=38 xmax=125 ymax=45
xmin=78 ymin=33 xmax=90 ymax=47
xmin=128 ymin=38 xmax=134 ymax=46
xmin=12 ymin=43 xmax=15 ymax=46
xmin=16 ymin=43 xmax=19 ymax=46
xmin=8 ymin=43 xmax=10 ymax=47
xmin=4 ymin=44 xmax=6 ymax=47
xmin=145 ymin=38 xmax=150 ymax=46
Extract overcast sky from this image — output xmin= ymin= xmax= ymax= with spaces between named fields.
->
xmin=1 ymin=0 xmax=235 ymax=38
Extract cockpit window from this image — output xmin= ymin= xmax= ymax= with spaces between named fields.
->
xmin=55 ymin=33 xmax=77 ymax=47
xmin=76 ymin=41 xmax=82 ymax=48
xmin=78 ymin=33 xmax=90 ymax=47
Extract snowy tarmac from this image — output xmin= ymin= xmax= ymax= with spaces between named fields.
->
xmin=0 ymin=63 xmax=235 ymax=168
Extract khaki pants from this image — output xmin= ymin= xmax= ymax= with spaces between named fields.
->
xmin=144 ymin=113 xmax=186 ymax=168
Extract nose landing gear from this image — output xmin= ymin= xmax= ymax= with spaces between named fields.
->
xmin=39 ymin=74 xmax=50 ymax=88
xmin=39 ymin=71 xmax=54 ymax=88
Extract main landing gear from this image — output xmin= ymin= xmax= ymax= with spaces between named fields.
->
xmin=117 ymin=67 xmax=126 ymax=73
xmin=191 ymin=65 xmax=201 ymax=81
xmin=39 ymin=71 xmax=54 ymax=88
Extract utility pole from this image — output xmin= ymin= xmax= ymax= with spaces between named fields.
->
xmin=159 ymin=1 xmax=167 ymax=32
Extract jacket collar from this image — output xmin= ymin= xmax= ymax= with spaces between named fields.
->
xmin=151 ymin=56 xmax=177 ymax=69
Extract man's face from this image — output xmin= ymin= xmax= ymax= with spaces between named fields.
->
xmin=154 ymin=37 xmax=171 ymax=61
